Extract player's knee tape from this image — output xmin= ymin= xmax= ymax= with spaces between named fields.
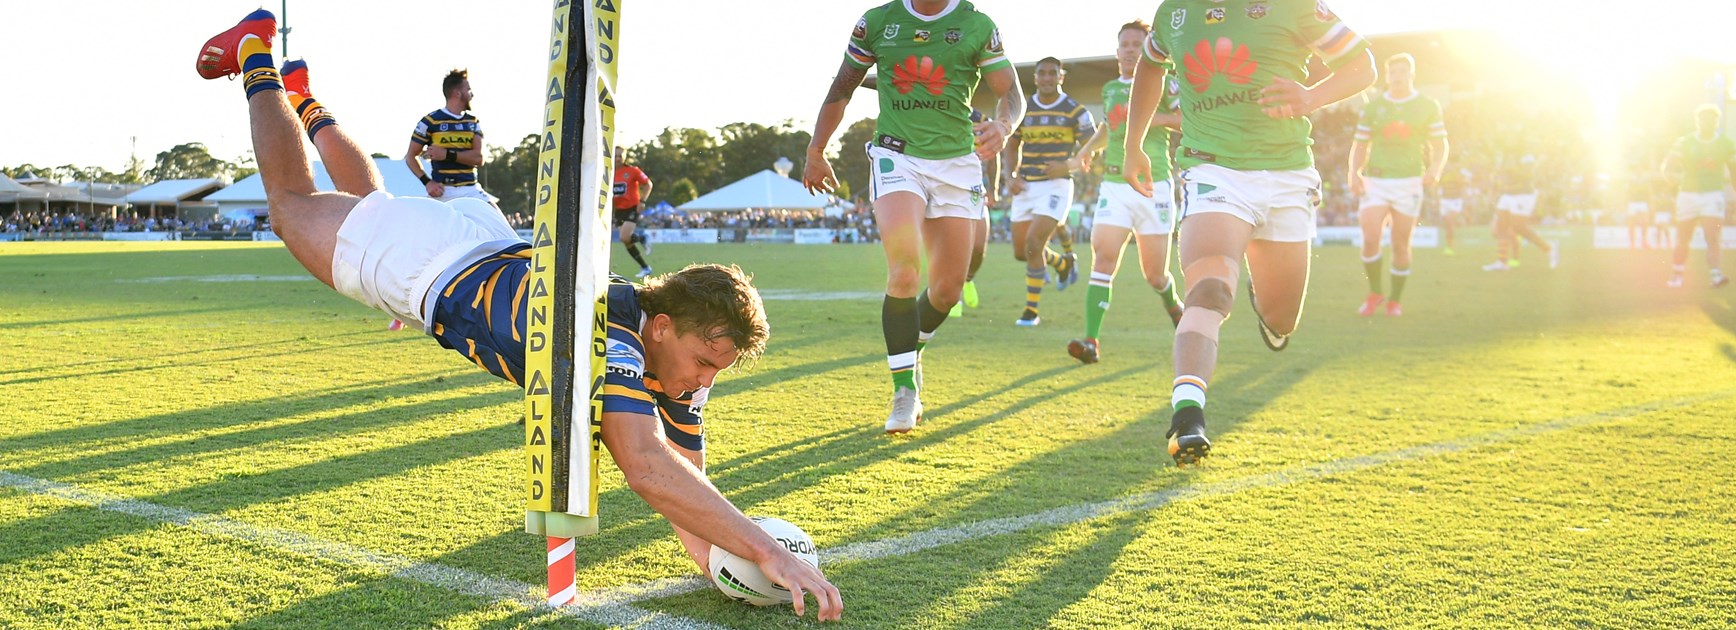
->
xmin=1182 ymin=255 xmax=1240 ymax=317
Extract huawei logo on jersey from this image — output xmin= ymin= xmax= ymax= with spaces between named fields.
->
xmin=1107 ymin=103 xmax=1129 ymax=131
xmin=1182 ymin=38 xmax=1256 ymax=93
xmin=891 ymin=55 xmax=948 ymax=96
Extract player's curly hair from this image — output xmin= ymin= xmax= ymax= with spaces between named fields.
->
xmin=443 ymin=69 xmax=468 ymax=98
xmin=638 ymin=264 xmax=769 ymax=362
xmin=1118 ymin=19 xmax=1150 ymax=36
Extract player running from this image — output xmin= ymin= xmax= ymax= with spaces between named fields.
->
xmin=192 ymin=11 xmax=843 ymax=620
xmin=1123 ymin=0 xmax=1375 ymax=465
xmin=1066 ymin=19 xmax=1185 ymax=365
xmin=1482 ymin=154 xmax=1558 ymax=271
xmin=1006 ymin=57 xmax=1093 ymax=327
xmin=803 ymin=0 xmax=1024 ymax=433
xmin=613 ymin=146 xmax=655 ymax=278
xmin=1661 ymin=104 xmax=1735 ymax=288
xmin=1437 ymin=167 xmax=1466 ymax=255
xmin=1348 ymin=53 xmax=1448 ymax=317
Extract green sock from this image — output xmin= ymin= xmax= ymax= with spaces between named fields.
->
xmin=1390 ymin=267 xmax=1410 ymax=302
xmin=1362 ymin=255 xmax=1383 ymax=295
xmin=1084 ymin=278 xmax=1112 ymax=340
xmin=1156 ymin=274 xmax=1181 ymax=309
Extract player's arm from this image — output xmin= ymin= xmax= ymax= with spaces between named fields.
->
xmin=1660 ymin=141 xmax=1684 ymax=186
xmin=600 ymin=412 xmax=842 ymax=621
xmin=1003 ymin=132 xmax=1024 ymax=191
xmin=445 ymin=132 xmax=484 ymax=167
xmin=637 ymin=170 xmax=653 ymax=201
xmin=1074 ymin=123 xmax=1108 ymax=173
xmin=404 ymin=138 xmax=443 ymax=197
xmin=976 ymin=66 xmax=1024 ymax=161
xmin=1259 ymin=49 xmax=1374 ymax=119
xmin=1348 ymin=111 xmax=1372 ymax=195
xmin=1425 ymin=136 xmax=1450 ymax=188
xmin=803 ymin=60 xmax=870 ymax=194
xmin=1123 ymin=56 xmax=1169 ymax=197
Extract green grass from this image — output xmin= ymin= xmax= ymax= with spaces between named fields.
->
xmin=2 ymin=236 xmax=1734 ymax=629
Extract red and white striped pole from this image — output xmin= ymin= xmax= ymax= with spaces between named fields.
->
xmin=547 ymin=535 xmax=576 ymax=606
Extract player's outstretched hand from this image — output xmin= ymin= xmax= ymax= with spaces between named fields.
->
xmin=757 ymin=552 xmax=843 ymax=622
xmin=1122 ymin=149 xmax=1154 ymax=198
xmin=425 ymin=181 xmax=445 ymax=198
xmin=973 ymin=119 xmax=1009 ymax=161
xmin=803 ymin=153 xmax=838 ymax=196
xmin=1258 ymin=77 xmax=1314 ymax=119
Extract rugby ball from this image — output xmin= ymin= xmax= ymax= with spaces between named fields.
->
xmin=708 ymin=517 xmax=819 ymax=606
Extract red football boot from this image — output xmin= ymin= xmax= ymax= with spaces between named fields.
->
xmin=195 ymin=9 xmax=277 ymax=80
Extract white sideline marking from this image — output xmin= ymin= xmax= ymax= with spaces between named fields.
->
xmin=119 ymin=275 xmax=314 ymax=283
xmin=0 ymin=472 xmax=722 ymax=630
xmin=756 ymin=290 xmax=881 ymax=301
xmin=2 ymin=391 xmax=1727 ymax=628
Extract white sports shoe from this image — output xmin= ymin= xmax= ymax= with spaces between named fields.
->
xmin=1666 ymin=275 xmax=1685 ymax=289
xmin=636 ymin=267 xmax=653 ymax=278
xmin=1482 ymin=261 xmax=1509 ymax=272
xmin=884 ymin=387 xmax=923 ymax=434
xmin=1548 ymin=242 xmax=1560 ymax=269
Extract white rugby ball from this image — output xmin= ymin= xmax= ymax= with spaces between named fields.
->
xmin=708 ymin=516 xmax=820 ymax=606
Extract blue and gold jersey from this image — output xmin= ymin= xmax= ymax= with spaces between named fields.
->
xmin=411 ymin=108 xmax=483 ymax=187
xmin=429 ymin=246 xmax=706 ymax=452
xmin=1015 ymin=92 xmax=1094 ymax=182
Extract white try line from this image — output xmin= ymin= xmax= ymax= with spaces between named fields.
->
xmin=0 ymin=471 xmax=722 ymax=630
xmin=3 ymin=389 xmax=1729 ymax=629
xmin=564 ymin=389 xmax=1736 ymax=609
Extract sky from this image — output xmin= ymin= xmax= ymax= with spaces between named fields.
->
xmin=3 ymin=0 xmax=1734 ymax=174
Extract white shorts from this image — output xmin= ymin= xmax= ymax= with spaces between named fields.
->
xmin=1179 ymin=163 xmax=1320 ymax=243
xmin=1359 ymin=177 xmax=1425 ymax=217
xmin=1496 ymin=193 xmax=1538 ymax=217
xmin=437 ymin=184 xmax=500 ymax=205
xmin=1094 ymin=180 xmax=1176 ymax=236
xmin=1009 ymin=178 xmax=1075 ymax=223
xmin=1676 ymin=191 xmax=1728 ymax=221
xmin=1654 ymin=212 xmax=1674 ymax=226
xmin=331 ymin=191 xmax=524 ymax=333
xmin=1439 ymin=198 xmax=1464 ymax=216
xmin=866 ymin=144 xmax=986 ymax=220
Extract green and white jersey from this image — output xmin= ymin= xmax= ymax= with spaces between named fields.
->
xmin=1144 ymin=0 xmax=1370 ymax=171
xmin=845 ymin=0 xmax=1011 ymax=160
xmin=1102 ymin=74 xmax=1181 ymax=179
xmin=1670 ymin=133 xmax=1736 ymax=193
xmin=1355 ymin=92 xmax=1445 ymax=179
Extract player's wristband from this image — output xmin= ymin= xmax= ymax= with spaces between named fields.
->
xmin=418 ymin=174 xmax=432 ymax=185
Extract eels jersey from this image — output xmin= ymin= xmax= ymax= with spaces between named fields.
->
xmin=411 ymin=108 xmax=483 ymax=187
xmin=1015 ymin=92 xmax=1094 ymax=181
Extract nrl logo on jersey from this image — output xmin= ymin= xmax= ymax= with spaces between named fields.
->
xmin=884 ymin=23 xmax=900 ymax=39
xmin=1171 ymin=9 xmax=1186 ymax=29
xmin=944 ymin=27 xmax=961 ymax=45
xmin=914 ymin=29 xmax=930 ymax=42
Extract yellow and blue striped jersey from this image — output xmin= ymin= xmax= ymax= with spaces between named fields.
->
xmin=1015 ymin=92 xmax=1094 ymax=181
xmin=430 ymin=247 xmax=706 ymax=452
xmin=411 ymin=108 xmax=483 ymax=187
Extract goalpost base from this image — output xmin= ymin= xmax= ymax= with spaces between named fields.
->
xmin=525 ymin=510 xmax=599 ymax=538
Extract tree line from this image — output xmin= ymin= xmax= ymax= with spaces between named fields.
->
xmin=5 ymin=118 xmax=880 ymax=219
xmin=479 ymin=118 xmax=878 ymax=218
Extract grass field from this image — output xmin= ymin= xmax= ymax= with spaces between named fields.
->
xmin=3 ymin=236 xmax=1734 ymax=629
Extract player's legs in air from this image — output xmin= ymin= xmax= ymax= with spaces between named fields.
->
xmin=195 ymin=10 xmax=370 ymax=290
xmin=280 ymin=58 xmax=407 ymax=332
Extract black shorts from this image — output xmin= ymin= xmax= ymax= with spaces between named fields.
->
xmin=612 ymin=205 xmax=642 ymax=227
